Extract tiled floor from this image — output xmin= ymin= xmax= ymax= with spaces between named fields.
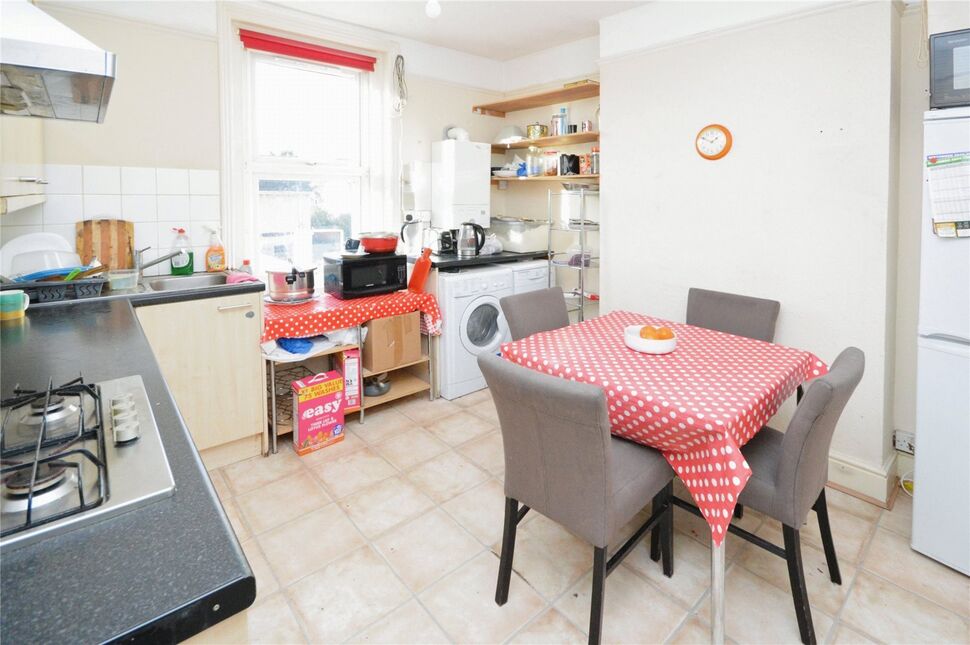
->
xmin=191 ymin=389 xmax=970 ymax=644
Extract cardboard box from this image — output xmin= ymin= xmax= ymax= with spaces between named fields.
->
xmin=335 ymin=348 xmax=361 ymax=410
xmin=362 ymin=311 xmax=421 ymax=373
xmin=291 ymin=371 xmax=345 ymax=456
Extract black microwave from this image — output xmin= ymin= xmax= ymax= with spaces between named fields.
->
xmin=323 ymin=252 xmax=407 ymax=299
xmin=930 ymin=29 xmax=970 ymax=109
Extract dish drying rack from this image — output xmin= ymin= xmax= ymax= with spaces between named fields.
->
xmin=546 ymin=187 xmax=599 ymax=322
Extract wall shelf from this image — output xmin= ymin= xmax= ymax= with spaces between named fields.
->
xmin=492 ymin=174 xmax=598 ymax=186
xmin=473 ymin=80 xmax=600 ymax=117
xmin=492 ymin=132 xmax=598 ymax=153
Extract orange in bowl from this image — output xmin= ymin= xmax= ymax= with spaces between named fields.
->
xmin=625 ymin=325 xmax=677 ymax=355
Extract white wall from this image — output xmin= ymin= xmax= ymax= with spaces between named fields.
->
xmin=599 ymin=2 xmax=900 ymax=499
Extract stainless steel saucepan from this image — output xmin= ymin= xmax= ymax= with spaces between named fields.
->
xmin=266 ymin=267 xmax=315 ymax=302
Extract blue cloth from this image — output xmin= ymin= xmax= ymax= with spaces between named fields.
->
xmin=277 ymin=337 xmax=313 ymax=354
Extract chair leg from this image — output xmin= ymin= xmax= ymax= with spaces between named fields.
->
xmin=733 ymin=504 xmax=744 ymax=519
xmin=495 ymin=497 xmax=519 ymax=606
xmin=649 ymin=489 xmax=664 ymax=562
xmin=589 ymin=546 xmax=607 ymax=645
xmin=782 ymin=525 xmax=816 ymax=645
xmin=661 ymin=487 xmax=674 ymax=577
xmin=813 ymin=490 xmax=842 ymax=585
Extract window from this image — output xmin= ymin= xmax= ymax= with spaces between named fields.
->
xmin=249 ymin=53 xmax=369 ymax=271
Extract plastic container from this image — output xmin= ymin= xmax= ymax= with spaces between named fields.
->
xmin=10 ymin=250 xmax=83 ymax=277
xmin=170 ymin=228 xmax=193 ymax=276
xmin=408 ymin=248 xmax=432 ymax=293
xmin=107 ymin=269 xmax=139 ymax=291
xmin=490 ymin=217 xmax=549 ymax=253
xmin=560 ymin=187 xmax=600 ymax=227
xmin=239 ymin=259 xmax=253 ymax=274
xmin=204 ymin=226 xmax=227 ymax=272
xmin=544 ymin=151 xmax=559 ymax=176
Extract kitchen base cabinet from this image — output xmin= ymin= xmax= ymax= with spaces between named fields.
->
xmin=136 ymin=292 xmax=267 ymax=463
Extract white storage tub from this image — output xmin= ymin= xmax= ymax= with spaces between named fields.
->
xmin=490 ymin=217 xmax=549 ymax=253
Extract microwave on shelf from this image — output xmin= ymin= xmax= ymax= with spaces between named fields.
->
xmin=322 ymin=252 xmax=407 ymax=299
xmin=930 ymin=29 xmax=970 ymax=109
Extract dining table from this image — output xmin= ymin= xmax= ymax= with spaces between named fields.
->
xmin=499 ymin=310 xmax=828 ymax=644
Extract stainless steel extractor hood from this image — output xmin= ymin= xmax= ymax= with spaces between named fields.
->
xmin=0 ymin=1 xmax=116 ymax=123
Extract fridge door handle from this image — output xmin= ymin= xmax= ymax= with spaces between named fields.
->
xmin=922 ymin=333 xmax=970 ymax=346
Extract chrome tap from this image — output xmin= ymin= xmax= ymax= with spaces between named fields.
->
xmin=134 ymin=247 xmax=189 ymax=279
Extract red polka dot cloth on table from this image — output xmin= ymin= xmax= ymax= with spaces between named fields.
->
xmin=499 ymin=310 xmax=828 ymax=545
xmin=261 ymin=290 xmax=442 ymax=343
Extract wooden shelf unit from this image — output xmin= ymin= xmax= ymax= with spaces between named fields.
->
xmin=362 ymin=354 xmax=430 ymax=378
xmin=472 ymin=80 xmax=600 ymax=117
xmin=491 ymin=131 xmax=598 ymax=153
xmin=492 ymin=174 xmax=599 ymax=185
xmin=363 ymin=369 xmax=431 ymax=407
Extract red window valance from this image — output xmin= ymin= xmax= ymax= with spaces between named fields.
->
xmin=239 ymin=28 xmax=376 ymax=72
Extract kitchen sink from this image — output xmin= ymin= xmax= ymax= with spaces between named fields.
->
xmin=146 ymin=274 xmax=228 ymax=291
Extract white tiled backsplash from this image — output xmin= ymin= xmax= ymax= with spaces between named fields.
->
xmin=1 ymin=165 xmax=221 ymax=276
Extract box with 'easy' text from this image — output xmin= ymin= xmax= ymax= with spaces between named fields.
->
xmin=291 ymin=371 xmax=345 ymax=456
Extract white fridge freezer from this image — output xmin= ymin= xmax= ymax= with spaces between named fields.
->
xmin=911 ymin=107 xmax=970 ymax=575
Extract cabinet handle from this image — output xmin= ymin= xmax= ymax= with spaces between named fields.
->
xmin=217 ymin=303 xmax=253 ymax=312
xmin=17 ymin=177 xmax=42 ymax=183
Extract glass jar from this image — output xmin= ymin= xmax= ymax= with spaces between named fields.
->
xmin=544 ymin=150 xmax=559 ymax=176
xmin=527 ymin=146 xmax=542 ymax=177
xmin=591 ymin=147 xmax=600 ymax=175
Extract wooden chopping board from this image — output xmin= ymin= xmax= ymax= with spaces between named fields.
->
xmin=75 ymin=219 xmax=135 ymax=270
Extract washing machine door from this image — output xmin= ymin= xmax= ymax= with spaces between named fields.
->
xmin=459 ymin=294 xmax=509 ymax=356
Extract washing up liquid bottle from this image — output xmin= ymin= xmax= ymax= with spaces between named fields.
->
xmin=204 ymin=226 xmax=227 ymax=272
xmin=170 ymin=227 xmax=194 ymax=276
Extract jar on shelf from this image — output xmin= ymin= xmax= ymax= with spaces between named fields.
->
xmin=544 ymin=150 xmax=559 ymax=176
xmin=591 ymin=147 xmax=600 ymax=175
xmin=527 ymin=146 xmax=542 ymax=177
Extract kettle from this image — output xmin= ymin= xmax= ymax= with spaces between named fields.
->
xmin=456 ymin=222 xmax=486 ymax=257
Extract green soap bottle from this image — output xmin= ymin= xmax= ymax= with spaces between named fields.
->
xmin=170 ymin=227 xmax=194 ymax=276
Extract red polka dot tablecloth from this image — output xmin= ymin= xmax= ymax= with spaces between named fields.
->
xmin=499 ymin=310 xmax=827 ymax=545
xmin=261 ymin=290 xmax=442 ymax=343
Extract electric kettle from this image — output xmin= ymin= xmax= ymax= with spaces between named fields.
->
xmin=456 ymin=222 xmax=486 ymax=258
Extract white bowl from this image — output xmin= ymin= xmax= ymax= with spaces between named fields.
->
xmin=624 ymin=325 xmax=677 ymax=354
xmin=492 ymin=170 xmax=518 ymax=178
xmin=10 ymin=249 xmax=83 ymax=276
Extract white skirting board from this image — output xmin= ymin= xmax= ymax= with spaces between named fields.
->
xmin=827 ymin=451 xmax=898 ymax=506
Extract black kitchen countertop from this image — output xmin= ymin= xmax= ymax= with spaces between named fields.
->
xmin=0 ymin=283 xmax=264 ymax=643
xmin=407 ymin=249 xmax=549 ymax=269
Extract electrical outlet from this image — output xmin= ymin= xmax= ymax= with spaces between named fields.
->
xmin=894 ymin=430 xmax=915 ymax=455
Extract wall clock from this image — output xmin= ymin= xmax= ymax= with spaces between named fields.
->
xmin=695 ymin=124 xmax=732 ymax=160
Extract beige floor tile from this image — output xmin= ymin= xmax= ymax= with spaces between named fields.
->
xmin=235 ymin=470 xmax=330 ymax=535
xmin=830 ymin=622 xmax=878 ymax=644
xmin=311 ymin=447 xmax=397 ymax=499
xmin=495 ymin=513 xmax=592 ymax=600
xmin=625 ymin=529 xmax=715 ymax=610
xmin=221 ymin=497 xmax=251 ymax=542
xmin=824 ymin=487 xmax=882 ymax=523
xmin=673 ymin=507 xmax=751 ymax=561
xmin=555 ymin=564 xmax=687 ymax=644
xmin=442 ymin=478 xmax=514 ymax=546
xmin=185 ymin=592 xmax=306 ymax=644
xmin=286 ymin=546 xmax=411 ymax=643
xmin=841 ymin=571 xmax=969 ymax=644
xmin=373 ymin=427 xmax=449 ymax=470
xmin=467 ymin=398 xmax=500 ymax=424
xmin=510 ymin=608 xmax=587 ymax=644
xmin=208 ymin=468 xmax=232 ymax=501
xmin=354 ymin=407 xmax=417 ymax=444
xmin=354 ymin=598 xmax=451 ymax=644
xmin=863 ymin=527 xmax=970 ymax=618
xmin=452 ymin=388 xmax=491 ymax=408
xmin=420 ymin=551 xmax=545 ymax=644
xmin=341 ymin=476 xmax=436 ymax=539
xmin=798 ymin=505 xmax=875 ymax=565
xmin=457 ymin=431 xmax=505 ymax=475
xmin=395 ymin=393 xmax=462 ymax=425
xmin=257 ymin=503 xmax=366 ymax=586
xmin=425 ymin=411 xmax=495 ymax=446
xmin=667 ymin=615 xmax=714 ymax=645
xmin=240 ymin=538 xmax=279 ymax=605
xmin=697 ymin=564 xmax=834 ymax=644
xmin=374 ymin=508 xmax=484 ymax=592
xmin=734 ymin=530 xmax=854 ymax=617
xmin=221 ymin=448 xmax=303 ymax=496
xmin=878 ymin=491 xmax=913 ymax=539
xmin=298 ymin=430 xmax=367 ymax=466
xmin=407 ymin=450 xmax=490 ymax=503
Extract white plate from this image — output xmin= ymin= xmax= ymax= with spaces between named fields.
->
xmin=624 ymin=325 xmax=677 ymax=354
xmin=492 ymin=170 xmax=518 ymax=178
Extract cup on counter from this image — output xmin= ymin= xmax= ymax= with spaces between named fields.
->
xmin=0 ymin=290 xmax=29 ymax=321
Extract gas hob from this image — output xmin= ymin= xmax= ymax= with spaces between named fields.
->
xmin=0 ymin=375 xmax=175 ymax=551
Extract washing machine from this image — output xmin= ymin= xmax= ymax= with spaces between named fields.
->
xmin=510 ymin=259 xmax=552 ymax=294
xmin=436 ymin=265 xmax=513 ymax=400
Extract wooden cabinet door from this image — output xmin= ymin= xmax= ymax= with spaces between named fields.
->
xmin=136 ymin=292 xmax=266 ymax=450
xmin=1 ymin=116 xmax=45 ymax=199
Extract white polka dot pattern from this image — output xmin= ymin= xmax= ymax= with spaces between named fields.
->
xmin=499 ymin=311 xmax=828 ymax=545
xmin=261 ymin=291 xmax=443 ymax=343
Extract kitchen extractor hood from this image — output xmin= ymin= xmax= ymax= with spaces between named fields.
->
xmin=0 ymin=1 xmax=116 ymax=123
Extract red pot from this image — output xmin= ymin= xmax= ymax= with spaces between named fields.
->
xmin=358 ymin=232 xmax=398 ymax=254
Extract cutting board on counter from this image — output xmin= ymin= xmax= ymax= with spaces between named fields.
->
xmin=75 ymin=219 xmax=135 ymax=270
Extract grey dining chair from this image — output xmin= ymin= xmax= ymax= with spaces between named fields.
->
xmin=478 ymin=353 xmax=675 ymax=645
xmin=500 ymin=286 xmax=570 ymax=341
xmin=685 ymin=287 xmax=781 ymax=343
